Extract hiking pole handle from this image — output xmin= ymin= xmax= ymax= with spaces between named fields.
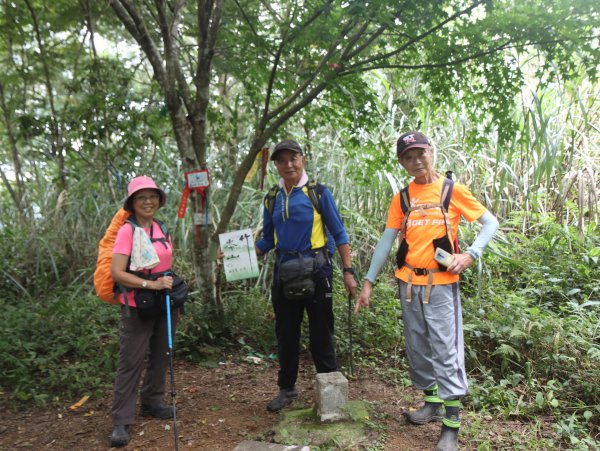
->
xmin=165 ymin=292 xmax=174 ymax=350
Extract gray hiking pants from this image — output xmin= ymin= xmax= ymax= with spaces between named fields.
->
xmin=111 ymin=306 xmax=178 ymax=426
xmin=399 ymin=281 xmax=468 ymax=400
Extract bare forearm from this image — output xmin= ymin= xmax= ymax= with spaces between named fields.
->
xmin=337 ymin=243 xmax=352 ymax=268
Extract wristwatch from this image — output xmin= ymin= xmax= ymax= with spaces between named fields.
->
xmin=343 ymin=267 xmax=355 ymax=275
xmin=141 ymin=280 xmax=148 ymax=288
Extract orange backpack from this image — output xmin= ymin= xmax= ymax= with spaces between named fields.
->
xmin=93 ymin=208 xmax=131 ymax=304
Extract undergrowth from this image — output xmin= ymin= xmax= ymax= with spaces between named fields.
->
xmin=0 ymin=212 xmax=598 ymax=447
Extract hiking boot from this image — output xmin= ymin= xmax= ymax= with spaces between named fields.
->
xmin=403 ymin=402 xmax=444 ymax=425
xmin=140 ymin=403 xmax=175 ymax=419
xmin=435 ymin=424 xmax=459 ymax=451
xmin=266 ymin=387 xmax=298 ymax=412
xmin=110 ymin=425 xmax=130 ymax=447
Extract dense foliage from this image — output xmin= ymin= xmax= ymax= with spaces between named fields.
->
xmin=1 ymin=219 xmax=598 ymax=446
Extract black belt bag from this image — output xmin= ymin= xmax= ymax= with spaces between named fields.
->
xmin=169 ymin=275 xmax=189 ymax=309
xmin=134 ymin=273 xmax=189 ymax=320
xmin=134 ymin=289 xmax=163 ymax=319
xmin=278 ymin=254 xmax=317 ymax=301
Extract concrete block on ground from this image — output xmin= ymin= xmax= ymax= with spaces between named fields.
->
xmin=315 ymin=371 xmax=350 ymax=423
xmin=233 ymin=441 xmax=310 ymax=451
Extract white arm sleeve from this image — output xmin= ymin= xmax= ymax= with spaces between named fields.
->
xmin=466 ymin=211 xmax=499 ymax=258
xmin=364 ymin=228 xmax=399 ymax=283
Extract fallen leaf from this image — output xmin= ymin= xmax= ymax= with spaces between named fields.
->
xmin=68 ymin=395 xmax=90 ymax=411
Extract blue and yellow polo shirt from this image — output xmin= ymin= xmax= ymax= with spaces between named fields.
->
xmin=256 ymin=183 xmax=348 ymax=260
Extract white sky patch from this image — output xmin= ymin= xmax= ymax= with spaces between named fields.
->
xmin=1 ymin=164 xmax=15 ymax=181
xmin=91 ymin=33 xmax=143 ymax=65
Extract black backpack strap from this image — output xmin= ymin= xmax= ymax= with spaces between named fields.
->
xmin=125 ymin=217 xmax=139 ymax=229
xmin=400 ymin=186 xmax=410 ymax=214
xmin=306 ymin=180 xmax=323 ymax=215
xmin=126 ymin=217 xmax=169 ymax=249
xmin=440 ymin=177 xmax=454 ymax=213
xmin=152 ymin=219 xmax=170 ymax=249
xmin=154 ymin=219 xmax=170 ymax=241
xmin=440 ymin=175 xmax=459 ymax=253
xmin=265 ymin=184 xmax=279 ymax=219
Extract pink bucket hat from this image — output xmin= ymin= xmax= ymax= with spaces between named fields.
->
xmin=124 ymin=176 xmax=166 ymax=211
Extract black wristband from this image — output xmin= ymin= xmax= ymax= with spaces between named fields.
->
xmin=343 ymin=267 xmax=355 ymax=275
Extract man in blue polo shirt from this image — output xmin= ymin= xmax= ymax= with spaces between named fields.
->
xmin=256 ymin=139 xmax=357 ymax=412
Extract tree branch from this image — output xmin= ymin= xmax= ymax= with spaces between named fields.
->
xmin=345 ymin=0 xmax=485 ymax=71
xmin=344 ymin=21 xmax=388 ymax=61
xmin=106 ymin=0 xmax=168 ymax=89
xmin=233 ymin=0 xmax=270 ymax=55
xmin=340 ymin=36 xmax=598 ymax=75
xmin=265 ymin=20 xmax=357 ymax=123
xmin=154 ymin=0 xmax=193 ymax=111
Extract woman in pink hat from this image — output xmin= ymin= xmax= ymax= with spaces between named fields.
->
xmin=109 ymin=176 xmax=176 ymax=447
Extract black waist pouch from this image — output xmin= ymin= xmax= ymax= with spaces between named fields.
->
xmin=169 ymin=275 xmax=189 ymax=310
xmin=134 ymin=289 xmax=163 ymax=320
xmin=278 ymin=255 xmax=317 ymax=301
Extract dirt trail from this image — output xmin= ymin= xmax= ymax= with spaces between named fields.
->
xmin=0 ymin=355 xmax=548 ymax=450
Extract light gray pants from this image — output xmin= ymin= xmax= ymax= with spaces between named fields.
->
xmin=399 ymin=281 xmax=468 ymax=400
xmin=111 ymin=306 xmax=178 ymax=426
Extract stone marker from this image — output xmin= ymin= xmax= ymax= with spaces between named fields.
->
xmin=315 ymin=371 xmax=349 ymax=423
xmin=233 ymin=441 xmax=310 ymax=451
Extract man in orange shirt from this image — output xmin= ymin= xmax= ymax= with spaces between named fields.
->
xmin=355 ymin=132 xmax=498 ymax=451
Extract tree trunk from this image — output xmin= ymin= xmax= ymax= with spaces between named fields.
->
xmin=107 ymin=0 xmax=224 ymax=306
xmin=0 ymin=81 xmax=27 ymax=222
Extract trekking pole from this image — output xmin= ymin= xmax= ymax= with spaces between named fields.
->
xmin=165 ymin=290 xmax=179 ymax=451
xmin=347 ymin=293 xmax=354 ymax=376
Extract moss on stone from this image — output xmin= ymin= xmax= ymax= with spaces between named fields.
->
xmin=273 ymin=401 xmax=377 ymax=449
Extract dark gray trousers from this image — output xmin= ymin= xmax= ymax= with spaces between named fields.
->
xmin=111 ymin=306 xmax=178 ymax=426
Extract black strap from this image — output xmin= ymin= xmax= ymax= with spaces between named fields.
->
xmin=441 ymin=177 xmax=454 ymax=212
xmin=148 ymin=220 xmax=169 ymax=249
xmin=400 ymin=174 xmax=455 ymax=214
xmin=398 ymin=173 xmax=457 ymax=255
xmin=400 ymin=186 xmax=410 ymax=214
xmin=127 ymin=217 xmax=169 ymax=249
xmin=265 ymin=181 xmax=324 ymax=219
xmin=306 ymin=180 xmax=323 ymax=215
xmin=265 ymin=185 xmax=279 ymax=219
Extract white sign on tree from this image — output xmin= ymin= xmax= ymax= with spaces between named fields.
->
xmin=219 ymin=229 xmax=260 ymax=281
